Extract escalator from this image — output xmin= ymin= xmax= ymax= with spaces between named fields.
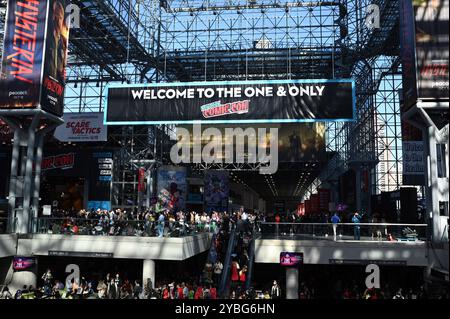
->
xmin=218 ymin=227 xmax=237 ymax=297
xmin=219 ymin=220 xmax=257 ymax=297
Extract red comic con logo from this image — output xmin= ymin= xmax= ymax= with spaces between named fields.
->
xmin=201 ymin=100 xmax=250 ymax=118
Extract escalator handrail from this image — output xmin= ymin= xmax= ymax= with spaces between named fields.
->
xmin=245 ymin=237 xmax=255 ymax=291
xmin=218 ymin=226 xmax=237 ymax=297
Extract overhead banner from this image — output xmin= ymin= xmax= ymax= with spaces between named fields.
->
xmin=105 ymin=79 xmax=356 ymax=124
xmin=54 ymin=113 xmax=108 ymax=142
xmin=0 ymin=0 xmax=70 ymax=116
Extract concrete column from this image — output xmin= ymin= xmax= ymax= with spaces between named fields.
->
xmin=31 ymin=135 xmax=44 ymax=233
xmin=8 ymin=130 xmax=20 ymax=233
xmin=285 ymin=267 xmax=298 ymax=299
xmin=424 ymin=125 xmax=449 ymax=243
xmin=143 ymin=259 xmax=155 ymax=289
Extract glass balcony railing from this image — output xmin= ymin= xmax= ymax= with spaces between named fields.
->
xmin=33 ymin=217 xmax=217 ymax=238
xmin=256 ymin=222 xmax=428 ymax=242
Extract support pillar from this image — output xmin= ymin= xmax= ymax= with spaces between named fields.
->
xmin=31 ymin=134 xmax=44 ymax=233
xmin=7 ymin=130 xmax=20 ymax=233
xmin=285 ymin=267 xmax=298 ymax=299
xmin=355 ymin=168 xmax=362 ymax=212
xmin=143 ymin=259 xmax=155 ymax=290
xmin=20 ymin=115 xmax=39 ymax=234
xmin=424 ymin=124 xmax=449 ymax=243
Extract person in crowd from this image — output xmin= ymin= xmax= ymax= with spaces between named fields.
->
xmin=393 ymin=288 xmax=405 ymax=299
xmin=157 ymin=211 xmax=165 ymax=237
xmin=352 ymin=212 xmax=363 ymax=240
xmin=213 ymin=260 xmax=223 ymax=285
xmin=97 ymin=280 xmax=107 ymax=299
xmin=270 ymin=280 xmax=281 ymax=299
xmin=210 ymin=285 xmax=217 ymax=299
xmin=239 ymin=265 xmax=247 ymax=288
xmin=230 ymin=259 xmax=240 ymax=288
xmin=331 ymin=212 xmax=341 ymax=241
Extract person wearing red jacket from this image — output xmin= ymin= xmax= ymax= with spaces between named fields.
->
xmin=194 ymin=286 xmax=203 ymax=299
xmin=177 ymin=284 xmax=184 ymax=299
xmin=210 ymin=286 xmax=217 ymax=299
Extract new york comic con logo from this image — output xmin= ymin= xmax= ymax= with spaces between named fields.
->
xmin=200 ymin=100 xmax=250 ymax=118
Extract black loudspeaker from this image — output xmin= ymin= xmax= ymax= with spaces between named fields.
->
xmin=400 ymin=187 xmax=418 ymax=224
xmin=380 ymin=192 xmax=397 ymax=223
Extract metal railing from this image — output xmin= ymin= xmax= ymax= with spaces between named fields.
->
xmin=33 ymin=217 xmax=218 ymax=238
xmin=257 ymin=222 xmax=428 ymax=242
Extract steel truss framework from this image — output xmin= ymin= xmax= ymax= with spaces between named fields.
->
xmin=0 ymin=0 xmax=405 ymax=205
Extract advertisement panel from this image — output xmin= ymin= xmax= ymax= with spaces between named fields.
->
xmin=54 ymin=113 xmax=108 ymax=142
xmin=399 ymin=0 xmax=419 ymax=111
xmin=39 ymin=0 xmax=70 ymax=116
xmin=403 ymin=141 xmax=426 ymax=182
xmin=13 ymin=256 xmax=37 ymax=271
xmin=88 ymin=151 xmax=113 ymax=203
xmin=204 ymin=170 xmax=229 ymax=212
xmin=105 ymin=79 xmax=355 ymax=124
xmin=414 ymin=0 xmax=449 ymax=101
xmin=0 ymin=0 xmax=69 ymax=116
xmin=280 ymin=252 xmax=304 ymax=267
xmin=156 ymin=166 xmax=187 ymax=212
xmin=399 ymin=0 xmax=449 ymax=110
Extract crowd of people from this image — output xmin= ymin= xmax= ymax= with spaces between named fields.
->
xmin=4 ymin=272 xmax=442 ymax=299
xmin=34 ymin=205 xmax=424 ymax=243
xmin=39 ymin=207 xmax=261 ymax=238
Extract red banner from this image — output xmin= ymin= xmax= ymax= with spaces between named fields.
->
xmin=138 ymin=168 xmax=145 ymax=192
xmin=318 ymin=188 xmax=330 ymax=212
xmin=305 ymin=200 xmax=311 ymax=215
xmin=310 ymin=194 xmax=319 ymax=214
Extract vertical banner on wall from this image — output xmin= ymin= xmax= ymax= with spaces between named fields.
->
xmin=310 ymin=194 xmax=320 ymax=214
xmin=304 ymin=200 xmax=311 ymax=215
xmin=204 ymin=170 xmax=229 ymax=213
xmin=414 ymin=0 xmax=449 ymax=101
xmin=399 ymin=0 xmax=449 ymax=114
xmin=0 ymin=0 xmax=70 ymax=116
xmin=399 ymin=0 xmax=419 ymax=111
xmin=137 ymin=168 xmax=145 ymax=192
xmin=318 ymin=189 xmax=330 ymax=212
xmin=88 ymin=151 xmax=113 ymax=209
xmin=156 ymin=166 xmax=187 ymax=212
